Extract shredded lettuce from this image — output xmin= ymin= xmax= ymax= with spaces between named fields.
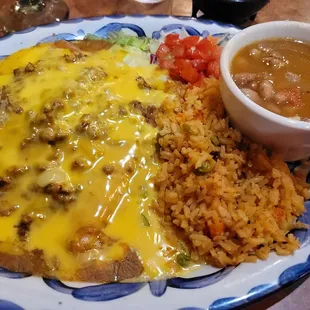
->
xmin=84 ymin=34 xmax=102 ymax=41
xmin=112 ymin=32 xmax=150 ymax=51
xmin=84 ymin=31 xmax=159 ymax=53
xmin=122 ymin=47 xmax=151 ymax=67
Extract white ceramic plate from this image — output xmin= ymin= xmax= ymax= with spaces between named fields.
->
xmin=0 ymin=16 xmax=308 ymax=310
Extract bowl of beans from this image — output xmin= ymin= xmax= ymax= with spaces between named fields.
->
xmin=220 ymin=21 xmax=310 ymax=161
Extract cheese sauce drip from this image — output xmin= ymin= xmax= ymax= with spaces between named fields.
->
xmin=0 ymin=43 xmax=189 ymax=281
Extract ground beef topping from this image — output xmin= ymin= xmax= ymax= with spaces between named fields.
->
xmin=75 ymin=114 xmax=106 ymax=140
xmin=43 ymin=182 xmax=80 ymax=206
xmin=0 ymin=86 xmax=23 ymax=120
xmin=64 ymin=53 xmax=86 ymax=63
xmin=0 ymin=201 xmax=19 ymax=217
xmin=136 ymin=76 xmax=152 ymax=90
xmin=15 ymin=214 xmax=34 ymax=241
xmin=130 ymin=100 xmax=158 ymax=127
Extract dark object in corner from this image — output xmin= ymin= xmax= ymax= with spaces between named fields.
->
xmin=192 ymin=0 xmax=269 ymax=26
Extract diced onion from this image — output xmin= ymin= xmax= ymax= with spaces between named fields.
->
xmin=37 ymin=167 xmax=70 ymax=187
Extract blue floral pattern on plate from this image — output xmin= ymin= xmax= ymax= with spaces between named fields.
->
xmin=0 ymin=268 xmax=30 ymax=279
xmin=41 ymin=266 xmax=237 ymax=301
xmin=0 ymin=15 xmax=308 ymax=310
xmin=0 ymin=300 xmax=24 ymax=310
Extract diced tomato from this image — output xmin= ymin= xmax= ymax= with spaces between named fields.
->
xmin=201 ymin=50 xmax=213 ymax=62
xmin=185 ymin=47 xmax=207 ymax=60
xmin=207 ymin=61 xmax=220 ymax=79
xmin=171 ymin=44 xmax=185 ymax=58
xmin=184 ymin=47 xmax=195 ymax=60
xmin=191 ymin=59 xmax=207 ymax=71
xmin=159 ymin=58 xmax=175 ymax=70
xmin=209 ymin=222 xmax=225 ymax=238
xmin=165 ymin=33 xmax=180 ymax=48
xmin=196 ymin=38 xmax=213 ymax=54
xmin=175 ymin=59 xmax=190 ymax=72
xmin=182 ymin=36 xmax=200 ymax=49
xmin=156 ymin=34 xmax=222 ymax=84
xmin=210 ymin=46 xmax=223 ymax=61
xmin=156 ymin=43 xmax=170 ymax=58
xmin=174 ymin=58 xmax=190 ymax=69
xmin=180 ymin=62 xmax=199 ymax=83
xmin=169 ymin=66 xmax=184 ymax=81
xmin=184 ymin=47 xmax=196 ymax=60
xmin=169 ymin=71 xmax=180 ymax=80
xmin=274 ymin=207 xmax=285 ymax=222
xmin=195 ymin=110 xmax=203 ymax=120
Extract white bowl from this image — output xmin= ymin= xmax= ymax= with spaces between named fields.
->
xmin=220 ymin=21 xmax=310 ymax=161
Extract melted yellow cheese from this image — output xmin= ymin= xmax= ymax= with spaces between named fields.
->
xmin=0 ymin=43 xmax=192 ymax=281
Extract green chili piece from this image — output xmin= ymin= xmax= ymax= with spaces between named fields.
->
xmin=194 ymin=161 xmax=213 ymax=176
xmin=141 ymin=213 xmax=151 ymax=227
xmin=176 ymin=253 xmax=191 ymax=268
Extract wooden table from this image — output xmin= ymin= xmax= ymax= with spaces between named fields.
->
xmin=1 ymin=0 xmax=309 ymax=22
xmin=65 ymin=0 xmax=310 ymax=23
xmin=0 ymin=0 xmax=309 ymax=309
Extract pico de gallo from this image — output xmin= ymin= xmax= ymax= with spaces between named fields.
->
xmin=155 ymin=34 xmax=222 ymax=83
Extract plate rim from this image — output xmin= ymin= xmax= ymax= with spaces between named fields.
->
xmin=0 ymin=14 xmax=308 ymax=310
